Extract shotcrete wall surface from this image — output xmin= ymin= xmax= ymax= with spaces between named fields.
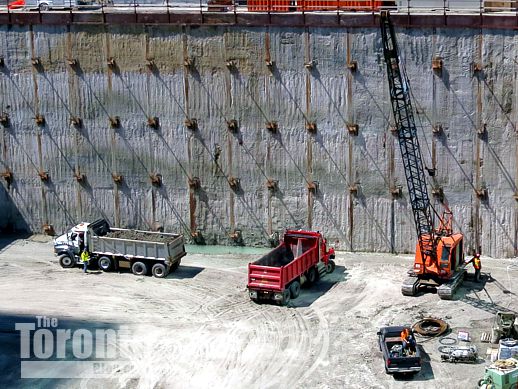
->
xmin=0 ymin=23 xmax=517 ymax=257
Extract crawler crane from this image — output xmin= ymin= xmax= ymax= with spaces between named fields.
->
xmin=380 ymin=12 xmax=466 ymax=299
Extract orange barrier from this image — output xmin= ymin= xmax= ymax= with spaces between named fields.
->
xmin=247 ymin=0 xmax=291 ymax=11
xmin=298 ymin=0 xmax=382 ymax=12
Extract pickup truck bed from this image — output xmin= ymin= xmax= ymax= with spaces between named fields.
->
xmin=378 ymin=326 xmax=421 ymax=375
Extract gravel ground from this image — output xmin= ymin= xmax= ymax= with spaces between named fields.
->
xmin=0 ymin=235 xmax=517 ymax=389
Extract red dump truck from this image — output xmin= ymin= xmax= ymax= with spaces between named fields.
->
xmin=247 ymin=230 xmax=335 ymax=305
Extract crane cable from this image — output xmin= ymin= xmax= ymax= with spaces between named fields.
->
xmin=412 ymin=318 xmax=449 ymax=337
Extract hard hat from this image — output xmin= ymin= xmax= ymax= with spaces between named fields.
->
xmin=475 ymin=253 xmax=480 ymax=257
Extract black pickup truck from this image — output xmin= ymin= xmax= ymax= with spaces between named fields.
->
xmin=377 ymin=326 xmax=422 ymax=375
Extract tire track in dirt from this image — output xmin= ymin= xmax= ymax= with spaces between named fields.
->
xmin=3 ymin=250 xmax=349 ymax=388
xmin=109 ymin=262 xmax=328 ymax=389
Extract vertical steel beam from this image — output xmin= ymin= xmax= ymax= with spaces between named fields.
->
xmin=183 ymin=27 xmax=199 ymax=237
xmin=305 ymin=28 xmax=313 ymax=229
xmin=36 ymin=131 xmax=48 ymax=227
xmin=431 ymin=29 xmax=438 ymax=175
xmin=265 ymin=30 xmax=273 ymax=236
xmin=473 ymin=32 xmax=483 ymax=254
xmin=187 ymin=135 xmax=197 ymax=234
xmin=346 ymin=29 xmax=354 ymax=251
xmin=430 ymin=29 xmax=439 ymax=212
xmin=65 ymin=28 xmax=84 ymax=223
xmin=30 ymin=27 xmax=48 ymax=228
xmin=104 ymin=30 xmax=118 ymax=226
xmin=224 ymin=29 xmax=235 ymax=235
xmin=144 ymin=28 xmax=157 ymax=229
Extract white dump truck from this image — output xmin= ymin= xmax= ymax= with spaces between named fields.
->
xmin=53 ymin=219 xmax=186 ymax=278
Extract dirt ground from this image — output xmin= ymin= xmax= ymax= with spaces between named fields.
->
xmin=0 ymin=235 xmax=517 ymax=389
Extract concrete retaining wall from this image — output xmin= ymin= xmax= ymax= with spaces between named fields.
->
xmin=0 ymin=24 xmax=517 ymax=257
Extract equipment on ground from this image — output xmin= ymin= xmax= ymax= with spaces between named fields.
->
xmin=478 ymin=358 xmax=518 ymax=389
xmin=491 ymin=312 xmax=518 ymax=344
xmin=380 ymin=11 xmax=466 ymax=299
xmin=54 ymin=219 xmax=186 ymax=278
xmin=499 ymin=339 xmax=518 ymax=360
xmin=440 ymin=344 xmax=478 ymax=363
xmin=247 ymin=230 xmax=335 ymax=305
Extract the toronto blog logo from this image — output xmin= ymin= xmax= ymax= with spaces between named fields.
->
xmin=16 ymin=316 xmax=132 ymax=379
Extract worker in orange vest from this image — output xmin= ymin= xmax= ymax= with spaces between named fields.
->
xmin=400 ymin=328 xmax=409 ymax=354
xmin=466 ymin=253 xmax=482 ymax=282
xmin=472 ymin=253 xmax=482 ymax=282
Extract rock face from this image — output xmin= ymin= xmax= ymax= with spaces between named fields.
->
xmin=0 ymin=24 xmax=517 ymax=257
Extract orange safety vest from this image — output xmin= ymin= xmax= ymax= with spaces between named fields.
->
xmin=400 ymin=330 xmax=408 ymax=341
xmin=473 ymin=257 xmax=481 ymax=270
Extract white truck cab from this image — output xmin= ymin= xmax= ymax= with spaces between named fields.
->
xmin=54 ymin=222 xmax=89 ymax=248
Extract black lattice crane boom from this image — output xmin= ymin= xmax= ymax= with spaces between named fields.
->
xmin=380 ymin=11 xmax=466 ymax=299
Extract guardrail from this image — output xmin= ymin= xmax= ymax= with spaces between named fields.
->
xmin=0 ymin=0 xmax=517 ymax=13
xmin=1 ymin=0 xmax=518 ymax=29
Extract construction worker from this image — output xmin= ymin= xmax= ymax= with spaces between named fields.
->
xmin=400 ymin=328 xmax=409 ymax=354
xmin=80 ymin=249 xmax=90 ymax=273
xmin=472 ymin=253 xmax=482 ymax=282
xmin=466 ymin=253 xmax=482 ymax=282
xmin=407 ymin=331 xmax=416 ymax=354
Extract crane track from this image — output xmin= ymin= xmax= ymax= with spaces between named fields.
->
xmin=401 ymin=276 xmax=419 ymax=296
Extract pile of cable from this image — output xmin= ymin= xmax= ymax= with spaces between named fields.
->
xmin=412 ymin=318 xmax=449 ymax=337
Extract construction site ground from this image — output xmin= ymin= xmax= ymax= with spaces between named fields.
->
xmin=1 ymin=235 xmax=517 ymax=389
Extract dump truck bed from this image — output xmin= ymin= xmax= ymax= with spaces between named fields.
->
xmin=89 ymin=227 xmax=185 ymax=262
xmin=248 ymin=231 xmax=319 ymax=292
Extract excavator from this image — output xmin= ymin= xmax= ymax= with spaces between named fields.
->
xmin=380 ymin=11 xmax=466 ymax=299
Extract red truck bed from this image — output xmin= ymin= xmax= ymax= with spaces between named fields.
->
xmin=248 ymin=231 xmax=320 ymax=292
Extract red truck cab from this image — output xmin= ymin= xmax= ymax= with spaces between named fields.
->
xmin=247 ymin=230 xmax=335 ymax=305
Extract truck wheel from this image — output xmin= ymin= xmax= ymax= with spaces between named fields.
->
xmin=39 ymin=3 xmax=50 ymax=10
xmin=307 ymin=267 xmax=317 ymax=284
xmin=282 ymin=289 xmax=291 ymax=306
xmin=289 ymin=281 xmax=301 ymax=299
xmin=152 ymin=263 xmax=168 ymax=278
xmin=326 ymin=259 xmax=336 ymax=273
xmin=98 ymin=256 xmax=114 ymax=272
xmin=170 ymin=260 xmax=181 ymax=272
xmin=59 ymin=254 xmax=75 ymax=268
xmin=132 ymin=261 xmax=148 ymax=276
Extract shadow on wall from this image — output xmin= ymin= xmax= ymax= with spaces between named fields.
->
xmin=0 ymin=183 xmax=30 ymax=236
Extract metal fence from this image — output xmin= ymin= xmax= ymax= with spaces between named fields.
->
xmin=0 ymin=0 xmax=516 ymax=15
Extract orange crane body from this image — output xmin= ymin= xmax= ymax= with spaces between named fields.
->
xmin=414 ymin=233 xmax=464 ymax=278
xmin=380 ymin=11 xmax=467 ymax=298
